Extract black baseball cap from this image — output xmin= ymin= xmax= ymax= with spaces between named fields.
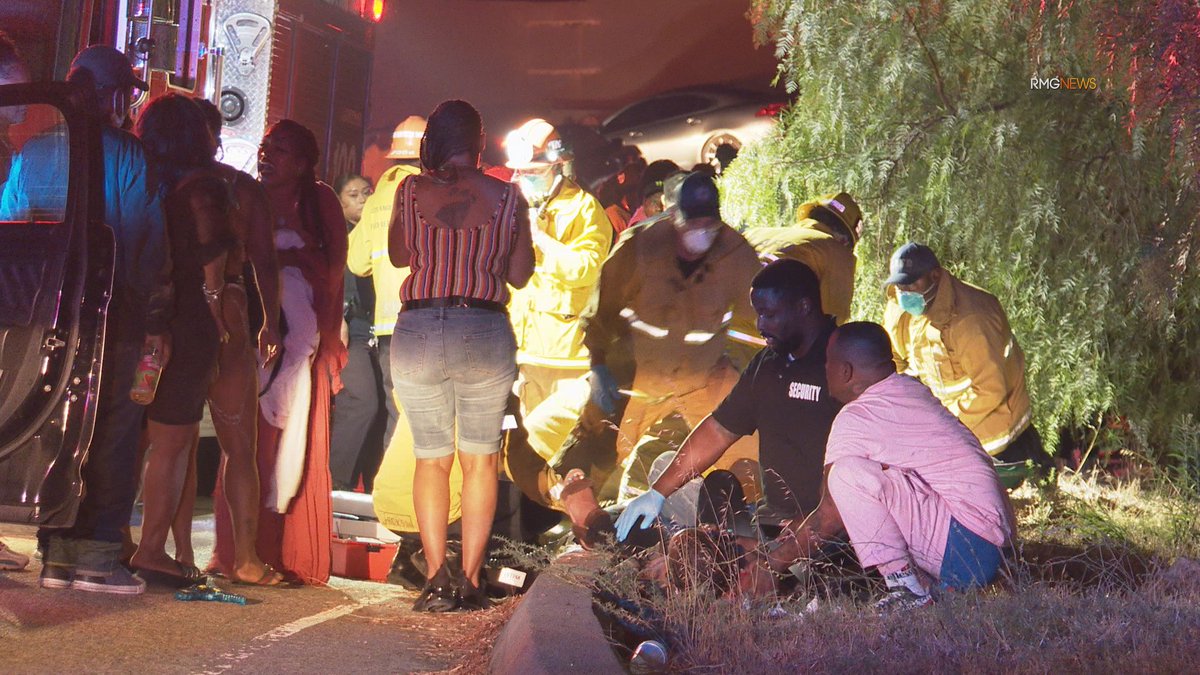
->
xmin=69 ymin=46 xmax=149 ymax=91
xmin=884 ymin=242 xmax=940 ymax=286
xmin=676 ymin=171 xmax=720 ymax=219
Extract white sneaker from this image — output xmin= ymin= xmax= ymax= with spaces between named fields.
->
xmin=875 ymin=587 xmax=934 ymax=613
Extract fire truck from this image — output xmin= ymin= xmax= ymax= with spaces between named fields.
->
xmin=2 ymin=0 xmax=381 ymax=180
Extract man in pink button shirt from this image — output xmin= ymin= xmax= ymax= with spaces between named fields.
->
xmin=758 ymin=321 xmax=1016 ymax=611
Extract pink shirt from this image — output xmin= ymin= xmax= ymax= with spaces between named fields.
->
xmin=824 ymin=373 xmax=1016 ymax=547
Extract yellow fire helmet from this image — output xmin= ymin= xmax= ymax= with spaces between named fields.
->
xmin=387 ymin=115 xmax=427 ymax=159
xmin=505 ymin=118 xmax=568 ymax=170
xmin=796 ymin=192 xmax=862 ymax=244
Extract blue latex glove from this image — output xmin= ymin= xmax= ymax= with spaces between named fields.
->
xmin=589 ymin=364 xmax=622 ymax=415
xmin=615 ymin=489 xmax=666 ymax=542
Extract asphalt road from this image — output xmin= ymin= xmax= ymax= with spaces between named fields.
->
xmin=0 ymin=515 xmax=486 ymax=674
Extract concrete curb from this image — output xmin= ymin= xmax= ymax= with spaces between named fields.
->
xmin=489 ymin=551 xmax=624 ymax=675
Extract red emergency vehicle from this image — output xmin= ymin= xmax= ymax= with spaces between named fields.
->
xmin=2 ymin=0 xmax=377 ymax=181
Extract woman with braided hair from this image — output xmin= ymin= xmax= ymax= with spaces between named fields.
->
xmin=388 ymin=100 xmax=534 ymax=610
xmin=209 ymin=119 xmax=347 ymax=585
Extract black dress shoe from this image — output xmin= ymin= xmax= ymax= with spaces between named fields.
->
xmin=413 ymin=563 xmax=458 ymax=612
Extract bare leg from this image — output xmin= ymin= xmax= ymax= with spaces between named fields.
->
xmin=413 ymin=455 xmax=454 ymax=578
xmin=131 ymin=421 xmax=197 ymax=575
xmin=457 ymin=452 xmax=499 ymax=587
xmin=171 ymin=432 xmax=199 ymax=567
xmin=123 ymin=422 xmax=153 ymax=565
xmin=209 ymin=285 xmax=280 ymax=584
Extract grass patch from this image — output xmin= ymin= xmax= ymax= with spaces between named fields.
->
xmin=590 ymin=472 xmax=1200 ymax=672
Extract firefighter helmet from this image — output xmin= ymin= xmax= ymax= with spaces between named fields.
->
xmin=505 ymin=118 xmax=568 ymax=170
xmin=387 ymin=115 xmax=426 ymax=159
xmin=796 ymin=192 xmax=862 ymax=244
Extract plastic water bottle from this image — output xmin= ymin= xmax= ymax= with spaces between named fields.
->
xmin=130 ymin=343 xmax=163 ymax=405
xmin=629 ymin=639 xmax=668 ymax=673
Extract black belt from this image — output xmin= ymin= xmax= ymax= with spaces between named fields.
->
xmin=402 ymin=296 xmax=507 ymax=314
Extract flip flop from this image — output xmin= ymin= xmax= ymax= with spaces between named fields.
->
xmin=175 ymin=562 xmax=205 ymax=581
xmin=131 ymin=564 xmax=202 ymax=589
xmin=230 ymin=563 xmax=289 ymax=587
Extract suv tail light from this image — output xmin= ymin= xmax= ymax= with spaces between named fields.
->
xmin=756 ymin=103 xmax=786 ymax=117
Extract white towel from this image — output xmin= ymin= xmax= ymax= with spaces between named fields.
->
xmin=260 ymin=264 xmax=319 ymax=512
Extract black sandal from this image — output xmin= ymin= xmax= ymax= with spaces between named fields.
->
xmin=413 ymin=563 xmax=458 ymax=612
xmin=457 ymin=570 xmax=491 ymax=611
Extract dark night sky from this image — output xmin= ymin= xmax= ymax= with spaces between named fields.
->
xmin=364 ymin=0 xmax=778 ymax=148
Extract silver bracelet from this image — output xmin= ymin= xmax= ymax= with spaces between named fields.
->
xmin=202 ymin=282 xmax=223 ymax=303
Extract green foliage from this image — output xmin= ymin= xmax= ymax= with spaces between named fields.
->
xmin=724 ymin=0 xmax=1200 ymax=461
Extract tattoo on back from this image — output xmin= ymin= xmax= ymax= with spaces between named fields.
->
xmin=431 ymin=186 xmax=478 ymax=228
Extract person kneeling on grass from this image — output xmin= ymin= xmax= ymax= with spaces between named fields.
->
xmin=747 ymin=322 xmax=1017 ymax=611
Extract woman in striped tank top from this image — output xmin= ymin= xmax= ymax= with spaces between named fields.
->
xmin=388 ymin=100 xmax=534 ymax=611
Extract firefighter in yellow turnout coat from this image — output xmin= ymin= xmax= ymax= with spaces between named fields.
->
xmin=730 ymin=193 xmax=862 ymax=368
xmin=584 ymin=173 xmax=761 ymax=483
xmin=882 ymin=243 xmax=1045 ymax=465
xmin=505 ymin=119 xmax=614 ymax=459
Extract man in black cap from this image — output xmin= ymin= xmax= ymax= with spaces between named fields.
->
xmin=6 ymin=45 xmax=168 ymax=595
xmin=882 ymin=242 xmax=1045 ymax=467
xmin=582 ymin=171 xmax=762 ymax=493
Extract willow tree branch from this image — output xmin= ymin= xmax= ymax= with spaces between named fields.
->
xmin=905 ymin=8 xmax=955 ymax=111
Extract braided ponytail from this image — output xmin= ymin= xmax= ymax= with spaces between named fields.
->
xmin=420 ymin=100 xmax=483 ymax=182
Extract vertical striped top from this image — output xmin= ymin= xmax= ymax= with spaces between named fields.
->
xmin=396 ymin=175 xmax=520 ymax=304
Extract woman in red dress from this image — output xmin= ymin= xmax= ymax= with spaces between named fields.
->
xmin=210 ymin=120 xmax=347 ymax=584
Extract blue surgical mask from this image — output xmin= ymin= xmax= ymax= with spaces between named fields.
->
xmin=897 ymin=290 xmax=926 ymax=316
xmin=897 ymin=283 xmax=937 ymax=316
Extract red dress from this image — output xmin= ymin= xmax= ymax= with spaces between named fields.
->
xmin=210 ymin=183 xmax=347 ymax=585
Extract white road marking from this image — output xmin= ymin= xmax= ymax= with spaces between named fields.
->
xmin=198 ymin=588 xmax=401 ymax=674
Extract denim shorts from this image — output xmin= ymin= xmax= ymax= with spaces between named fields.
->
xmin=389 ymin=307 xmax=517 ymax=459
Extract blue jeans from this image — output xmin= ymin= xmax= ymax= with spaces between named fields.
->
xmin=938 ymin=517 xmax=1004 ymax=591
xmin=38 ymin=290 xmax=144 ymax=573
xmin=389 ymin=308 xmax=516 ymax=459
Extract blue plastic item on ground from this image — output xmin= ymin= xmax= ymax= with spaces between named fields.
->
xmin=175 ymin=583 xmax=248 ymax=604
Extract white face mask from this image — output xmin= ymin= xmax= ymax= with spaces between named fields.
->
xmin=680 ymin=227 xmax=719 ymax=256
